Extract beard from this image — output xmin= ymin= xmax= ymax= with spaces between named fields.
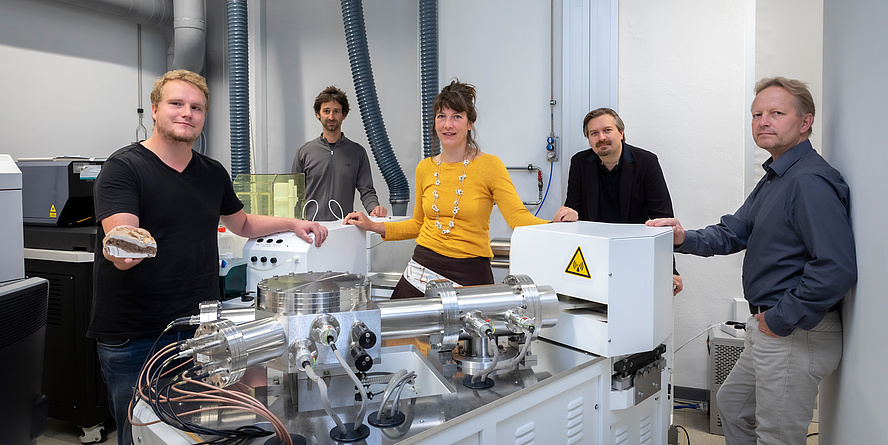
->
xmin=156 ymin=121 xmax=200 ymax=144
xmin=324 ymin=120 xmax=341 ymax=132
xmin=595 ymin=141 xmax=614 ymax=154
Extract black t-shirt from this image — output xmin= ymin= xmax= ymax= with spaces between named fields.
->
xmin=88 ymin=143 xmax=243 ymax=339
xmin=596 ymin=158 xmax=622 ymax=223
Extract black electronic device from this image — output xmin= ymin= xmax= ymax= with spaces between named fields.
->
xmin=18 ymin=157 xmax=111 ymax=437
xmin=24 ymin=248 xmax=111 ymax=433
xmin=17 ymin=157 xmax=104 ymax=227
xmin=23 ymin=225 xmax=111 ymax=434
xmin=0 ymin=277 xmax=50 ymax=445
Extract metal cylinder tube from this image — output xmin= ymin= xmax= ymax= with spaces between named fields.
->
xmin=376 ymin=298 xmax=443 ymax=339
xmin=235 ymin=316 xmax=288 ymax=366
xmin=490 ymin=238 xmax=511 ymax=257
xmin=216 ymin=306 xmax=257 ymax=324
xmin=193 ymin=316 xmax=287 ymax=387
xmin=258 ymin=272 xmax=369 ymax=315
xmin=377 ymin=275 xmax=558 ymax=341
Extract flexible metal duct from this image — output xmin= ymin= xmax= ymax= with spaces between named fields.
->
xmin=419 ymin=0 xmax=439 ymax=159
xmin=340 ymin=0 xmax=410 ymax=215
xmin=227 ymin=0 xmax=250 ymax=178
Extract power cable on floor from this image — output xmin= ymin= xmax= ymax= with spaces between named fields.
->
xmin=674 ymin=424 xmax=691 ymax=444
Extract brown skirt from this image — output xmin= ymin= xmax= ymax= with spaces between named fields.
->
xmin=390 ymin=245 xmax=494 ymax=299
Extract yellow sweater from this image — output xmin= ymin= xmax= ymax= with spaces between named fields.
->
xmin=384 ymin=153 xmax=549 ymax=258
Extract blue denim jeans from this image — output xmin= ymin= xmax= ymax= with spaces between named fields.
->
xmin=96 ymin=331 xmax=193 ymax=445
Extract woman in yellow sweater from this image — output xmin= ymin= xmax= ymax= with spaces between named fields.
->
xmin=345 ymin=80 xmax=577 ymax=298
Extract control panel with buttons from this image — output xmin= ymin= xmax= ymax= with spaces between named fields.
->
xmin=242 ymin=223 xmax=368 ymax=296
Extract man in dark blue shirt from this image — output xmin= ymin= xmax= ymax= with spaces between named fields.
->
xmin=648 ymin=77 xmax=856 ymax=445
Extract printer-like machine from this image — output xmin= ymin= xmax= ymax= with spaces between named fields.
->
xmin=17 ymin=157 xmax=111 ymax=442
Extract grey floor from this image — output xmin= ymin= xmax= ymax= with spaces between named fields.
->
xmin=37 ymin=418 xmax=117 ymax=445
xmin=38 ymin=407 xmax=817 ymax=445
xmin=672 ymin=407 xmax=820 ymax=445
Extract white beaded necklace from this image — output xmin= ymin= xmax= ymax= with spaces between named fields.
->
xmin=432 ymin=154 xmax=470 ymax=234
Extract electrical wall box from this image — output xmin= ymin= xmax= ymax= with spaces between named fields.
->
xmin=510 ymin=222 xmax=673 ymax=357
xmin=243 ymin=223 xmax=367 ymax=295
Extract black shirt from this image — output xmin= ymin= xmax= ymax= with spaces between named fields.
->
xmin=596 ymin=158 xmax=622 ymax=223
xmin=89 ymin=143 xmax=243 ymax=339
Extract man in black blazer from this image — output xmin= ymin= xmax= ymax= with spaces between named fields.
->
xmin=564 ymin=107 xmax=682 ymax=294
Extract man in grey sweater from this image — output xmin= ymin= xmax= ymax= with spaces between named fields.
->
xmin=292 ymin=86 xmax=387 ymax=221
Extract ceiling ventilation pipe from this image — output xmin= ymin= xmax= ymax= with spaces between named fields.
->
xmin=226 ymin=0 xmax=250 ymax=179
xmin=419 ymin=0 xmax=439 ymax=159
xmin=55 ymin=0 xmax=173 ymax=27
xmin=340 ymin=0 xmax=410 ymax=216
xmin=169 ymin=0 xmax=206 ymax=73
xmin=54 ymin=0 xmax=205 ymax=74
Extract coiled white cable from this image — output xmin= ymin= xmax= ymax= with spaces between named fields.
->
xmin=328 ymin=199 xmax=345 ymax=221
xmin=302 ymin=199 xmax=319 ymax=222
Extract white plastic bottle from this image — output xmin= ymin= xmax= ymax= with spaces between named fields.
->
xmin=218 ymin=225 xmax=235 ymax=259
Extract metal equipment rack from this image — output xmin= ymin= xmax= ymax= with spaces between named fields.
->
xmin=709 ymin=326 xmax=745 ymax=435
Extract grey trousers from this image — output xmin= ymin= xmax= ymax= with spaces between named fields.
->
xmin=716 ymin=311 xmax=842 ymax=445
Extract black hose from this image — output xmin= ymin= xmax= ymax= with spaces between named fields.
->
xmin=340 ymin=0 xmax=411 ymax=214
xmin=419 ymin=0 xmax=439 ymax=159
xmin=227 ymin=0 xmax=250 ymax=179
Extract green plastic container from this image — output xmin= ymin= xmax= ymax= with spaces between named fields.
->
xmin=232 ymin=173 xmax=306 ymax=219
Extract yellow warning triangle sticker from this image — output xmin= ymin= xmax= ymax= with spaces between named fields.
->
xmin=565 ymin=247 xmax=591 ymax=278
xmin=49 ymin=204 xmax=57 ymax=218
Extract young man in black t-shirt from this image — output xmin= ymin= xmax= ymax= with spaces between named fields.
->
xmin=89 ymin=70 xmax=328 ymax=445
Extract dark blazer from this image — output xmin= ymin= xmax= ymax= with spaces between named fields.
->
xmin=565 ymin=143 xmax=678 ymax=275
xmin=564 ymin=143 xmax=674 ymax=223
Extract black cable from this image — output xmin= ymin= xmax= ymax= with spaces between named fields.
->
xmin=674 ymin=424 xmax=691 ymax=444
xmin=139 ymin=319 xmax=235 ymax=439
xmin=147 ymin=352 xmax=182 ymax=429
xmin=132 ymin=318 xmax=274 ymax=443
xmin=366 ymin=390 xmax=384 ymax=399
xmin=163 ymin=377 xmax=267 ymax=443
xmin=155 ymin=362 xmax=198 ymax=436
xmin=128 ymin=319 xmax=190 ymax=419
xmin=141 ymin=351 xmax=270 ymax=443
xmin=725 ymin=320 xmax=747 ymax=330
xmin=807 ymin=432 xmax=819 ymax=437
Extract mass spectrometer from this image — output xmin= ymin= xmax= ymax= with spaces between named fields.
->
xmin=512 ymin=221 xmax=674 ymax=439
xmin=131 ymin=221 xmax=674 ymax=444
